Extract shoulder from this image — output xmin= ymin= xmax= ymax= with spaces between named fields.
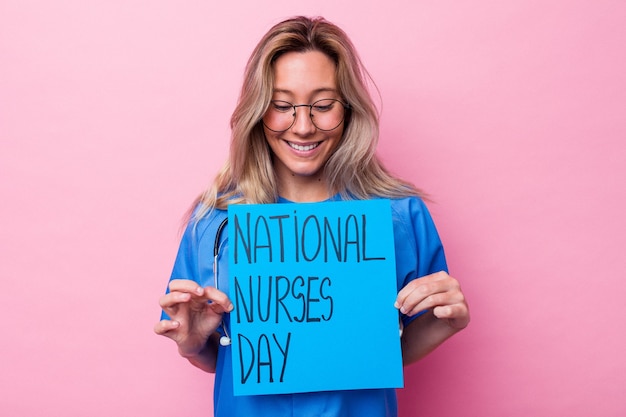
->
xmin=182 ymin=203 xmax=228 ymax=245
xmin=388 ymin=196 xmax=442 ymax=252
xmin=389 ymin=195 xmax=433 ymax=225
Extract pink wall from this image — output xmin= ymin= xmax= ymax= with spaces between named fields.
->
xmin=1 ymin=1 xmax=625 ymax=416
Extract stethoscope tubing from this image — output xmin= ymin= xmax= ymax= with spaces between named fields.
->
xmin=213 ymin=217 xmax=231 ymax=346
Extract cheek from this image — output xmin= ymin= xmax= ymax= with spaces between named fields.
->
xmin=265 ymin=135 xmax=285 ymax=160
xmin=262 ymin=128 xmax=277 ymax=147
xmin=330 ymin=128 xmax=345 ymax=149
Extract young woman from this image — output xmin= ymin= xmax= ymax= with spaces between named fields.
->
xmin=155 ymin=16 xmax=469 ymax=417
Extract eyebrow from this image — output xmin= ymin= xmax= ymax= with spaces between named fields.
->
xmin=272 ymin=87 xmax=338 ymax=95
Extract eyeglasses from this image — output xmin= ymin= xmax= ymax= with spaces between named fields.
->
xmin=262 ymin=99 xmax=350 ymax=132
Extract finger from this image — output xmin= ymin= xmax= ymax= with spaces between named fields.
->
xmin=154 ymin=319 xmax=180 ymax=336
xmin=433 ymin=303 xmax=470 ymax=329
xmin=168 ymin=279 xmax=205 ymax=296
xmin=396 ymin=275 xmax=463 ymax=316
xmin=395 ymin=277 xmax=449 ymax=314
xmin=395 ymin=271 xmax=450 ymax=303
xmin=404 ymin=286 xmax=466 ymax=316
xmin=433 ymin=304 xmax=459 ymax=319
xmin=159 ymin=291 xmax=192 ymax=310
xmin=399 ymin=291 xmax=443 ymax=316
xmin=203 ymin=286 xmax=234 ymax=313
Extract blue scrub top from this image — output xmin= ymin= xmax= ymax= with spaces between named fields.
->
xmin=162 ymin=196 xmax=447 ymax=417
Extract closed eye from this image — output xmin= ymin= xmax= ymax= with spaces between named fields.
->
xmin=313 ymin=102 xmax=335 ymax=112
xmin=271 ymin=101 xmax=293 ymax=113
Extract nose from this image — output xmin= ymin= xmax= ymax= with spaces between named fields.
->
xmin=290 ymin=105 xmax=317 ymax=136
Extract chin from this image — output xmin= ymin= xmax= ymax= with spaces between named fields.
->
xmin=292 ymin=160 xmax=326 ymax=174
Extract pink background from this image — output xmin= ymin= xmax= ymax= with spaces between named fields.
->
xmin=1 ymin=1 xmax=625 ymax=416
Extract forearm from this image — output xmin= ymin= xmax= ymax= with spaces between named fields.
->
xmin=401 ymin=310 xmax=462 ymax=366
xmin=182 ymin=333 xmax=220 ymax=373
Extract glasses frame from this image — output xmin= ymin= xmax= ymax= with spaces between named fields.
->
xmin=262 ymin=98 xmax=350 ymax=132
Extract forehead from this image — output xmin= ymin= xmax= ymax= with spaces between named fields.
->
xmin=272 ymin=50 xmax=338 ymax=98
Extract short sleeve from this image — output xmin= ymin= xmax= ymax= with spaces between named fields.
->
xmin=159 ymin=208 xmax=227 ymax=320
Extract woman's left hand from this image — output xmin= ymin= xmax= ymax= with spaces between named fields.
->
xmin=395 ymin=271 xmax=470 ymax=331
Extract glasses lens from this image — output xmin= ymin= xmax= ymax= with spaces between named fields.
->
xmin=263 ymin=101 xmax=294 ymax=132
xmin=263 ymin=99 xmax=346 ymax=132
xmin=310 ymin=99 xmax=345 ymax=131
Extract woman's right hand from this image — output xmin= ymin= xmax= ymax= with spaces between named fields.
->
xmin=154 ymin=279 xmax=234 ymax=359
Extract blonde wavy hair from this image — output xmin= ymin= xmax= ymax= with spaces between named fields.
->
xmin=192 ymin=16 xmax=421 ymax=221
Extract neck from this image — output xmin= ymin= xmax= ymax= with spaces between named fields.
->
xmin=277 ymin=173 xmax=332 ymax=203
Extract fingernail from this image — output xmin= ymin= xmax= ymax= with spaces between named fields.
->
xmin=393 ymin=301 xmax=400 ymax=309
xmin=195 ymin=287 xmax=204 ymax=295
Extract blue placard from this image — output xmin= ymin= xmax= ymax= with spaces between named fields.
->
xmin=228 ymin=199 xmax=403 ymax=396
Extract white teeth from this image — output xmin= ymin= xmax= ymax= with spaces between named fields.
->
xmin=288 ymin=142 xmax=319 ymax=152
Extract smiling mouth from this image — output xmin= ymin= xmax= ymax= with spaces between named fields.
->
xmin=287 ymin=141 xmax=320 ymax=152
